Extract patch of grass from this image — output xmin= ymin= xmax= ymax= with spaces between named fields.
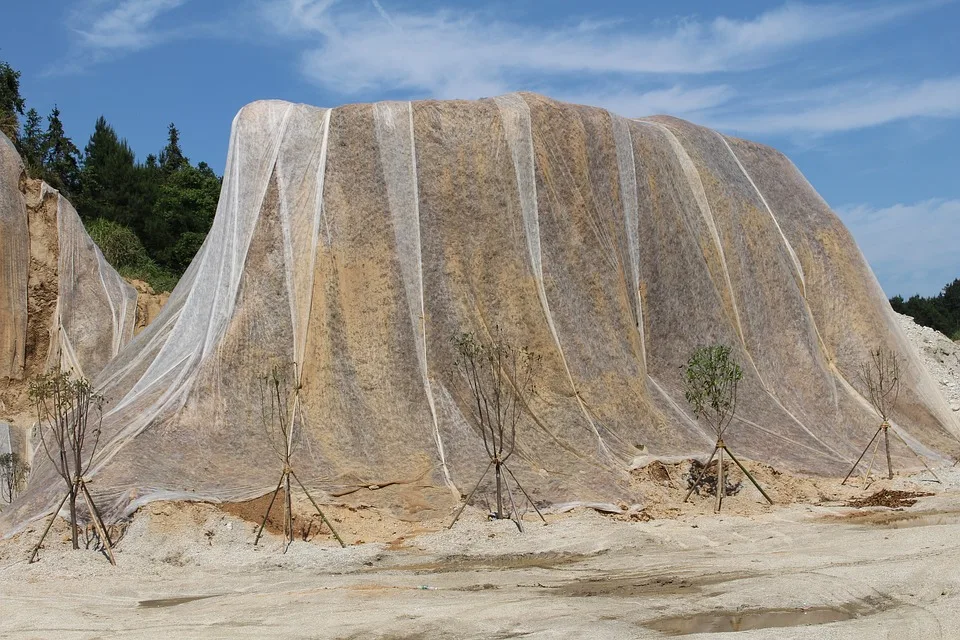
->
xmin=86 ymin=217 xmax=179 ymax=293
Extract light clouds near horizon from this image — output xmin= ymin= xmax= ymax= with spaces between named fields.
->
xmin=3 ymin=0 xmax=958 ymax=296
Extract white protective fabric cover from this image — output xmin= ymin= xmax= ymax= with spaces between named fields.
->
xmin=0 ymin=134 xmax=27 ymax=380
xmin=3 ymin=94 xmax=958 ymax=533
xmin=42 ymin=183 xmax=139 ymax=379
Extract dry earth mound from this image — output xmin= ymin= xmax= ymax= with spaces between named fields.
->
xmin=3 ymin=94 xmax=959 ymax=534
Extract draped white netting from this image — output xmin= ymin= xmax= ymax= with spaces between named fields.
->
xmin=2 ymin=95 xmax=957 ymax=534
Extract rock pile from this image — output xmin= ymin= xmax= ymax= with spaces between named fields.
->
xmin=896 ymin=312 xmax=960 ymax=412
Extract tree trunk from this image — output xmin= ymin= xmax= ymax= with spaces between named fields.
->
xmin=284 ymin=473 xmax=293 ymax=546
xmin=714 ymin=448 xmax=725 ymax=513
xmin=884 ymin=425 xmax=893 ymax=480
xmin=68 ymin=482 xmax=79 ymax=550
xmin=495 ymin=462 xmax=503 ymax=519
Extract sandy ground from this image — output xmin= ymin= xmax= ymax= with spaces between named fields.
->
xmin=1 ymin=316 xmax=956 ymax=638
xmin=1 ymin=460 xmax=958 ymax=639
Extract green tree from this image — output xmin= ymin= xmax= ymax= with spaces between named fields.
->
xmin=19 ymin=108 xmax=44 ymax=176
xmin=147 ymin=161 xmax=220 ymax=272
xmin=158 ymin=122 xmax=187 ymax=172
xmin=77 ymin=116 xmax=139 ymax=226
xmin=890 ymin=277 xmax=960 ymax=339
xmin=0 ymin=60 xmax=25 ymax=142
xmin=41 ymin=106 xmax=81 ymax=197
xmin=940 ymin=279 xmax=960 ymax=328
xmin=683 ymin=344 xmax=744 ymax=437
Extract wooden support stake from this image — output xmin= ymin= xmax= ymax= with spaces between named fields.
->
xmin=504 ymin=473 xmax=523 ymax=533
xmin=889 ymin=429 xmax=942 ymax=484
xmin=724 ymin=446 xmax=774 ymax=505
xmin=254 ymin=473 xmax=286 ymax=546
xmin=449 ymin=460 xmax=493 ymax=529
xmin=284 ymin=471 xmax=294 ymax=552
xmin=79 ymin=480 xmax=116 ymax=566
xmin=862 ymin=429 xmax=884 ymax=485
xmin=29 ymin=491 xmax=70 ymax=564
xmin=714 ymin=446 xmax=725 ymax=513
xmin=842 ymin=426 xmax=883 ymax=485
xmin=883 ymin=423 xmax=893 ymax=480
xmin=290 ymin=470 xmax=346 ymax=548
xmin=504 ymin=465 xmax=547 ymax=524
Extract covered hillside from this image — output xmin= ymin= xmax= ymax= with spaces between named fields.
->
xmin=3 ymin=94 xmax=958 ymax=533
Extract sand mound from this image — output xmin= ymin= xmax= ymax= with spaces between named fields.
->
xmin=4 ymin=94 xmax=959 ymax=535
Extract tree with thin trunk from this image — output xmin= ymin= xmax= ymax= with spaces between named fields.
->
xmin=28 ymin=370 xmax=116 ymax=563
xmin=449 ymin=329 xmax=546 ymax=531
xmin=0 ymin=452 xmax=30 ymax=506
xmin=253 ymin=362 xmax=345 ymax=550
xmin=843 ymin=346 xmax=940 ymax=484
xmin=682 ymin=344 xmax=773 ymax=511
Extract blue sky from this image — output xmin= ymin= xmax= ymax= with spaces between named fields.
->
xmin=2 ymin=0 xmax=958 ymax=297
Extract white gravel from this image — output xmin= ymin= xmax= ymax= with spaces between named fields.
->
xmin=895 ymin=312 xmax=960 ymax=412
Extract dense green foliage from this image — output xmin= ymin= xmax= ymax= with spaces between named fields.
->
xmin=683 ymin=344 xmax=743 ymax=436
xmin=0 ymin=61 xmax=25 ymax=143
xmin=85 ymin=218 xmax=180 ymax=293
xmin=1 ymin=59 xmax=220 ymax=293
xmin=890 ymin=278 xmax=960 ymax=340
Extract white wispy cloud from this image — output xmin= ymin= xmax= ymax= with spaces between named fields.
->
xmin=559 ymin=85 xmax=737 ymax=119
xmin=712 ymin=77 xmax=960 ymax=134
xmin=56 ymin=0 xmax=960 ymax=137
xmin=72 ymin=0 xmax=190 ymax=52
xmin=837 ymin=199 xmax=960 ymax=296
xmin=276 ymin=1 xmax=929 ymax=99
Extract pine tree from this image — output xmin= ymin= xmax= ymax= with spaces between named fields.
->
xmin=158 ymin=122 xmax=187 ymax=172
xmin=20 ymin=108 xmax=44 ymax=176
xmin=77 ymin=116 xmax=138 ymax=225
xmin=0 ymin=60 xmax=25 ymax=143
xmin=941 ymin=279 xmax=960 ymax=327
xmin=41 ymin=106 xmax=81 ymax=196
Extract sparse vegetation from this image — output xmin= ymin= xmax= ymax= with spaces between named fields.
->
xmin=449 ymin=329 xmax=545 ymax=531
xmin=682 ymin=344 xmax=772 ymax=511
xmin=29 ymin=370 xmax=115 ymax=563
xmin=255 ymin=363 xmax=345 ymax=550
xmin=0 ymin=452 xmax=30 ymax=506
xmin=858 ymin=346 xmax=903 ymax=423
xmin=844 ymin=345 xmax=940 ymax=484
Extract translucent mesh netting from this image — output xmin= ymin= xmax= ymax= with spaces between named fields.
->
xmin=0 ymin=422 xmax=11 ymax=457
xmin=1 ymin=132 xmax=137 ymax=384
xmin=0 ymin=134 xmax=27 ymax=380
xmin=3 ymin=94 xmax=958 ymax=534
xmin=44 ymin=185 xmax=139 ymax=379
